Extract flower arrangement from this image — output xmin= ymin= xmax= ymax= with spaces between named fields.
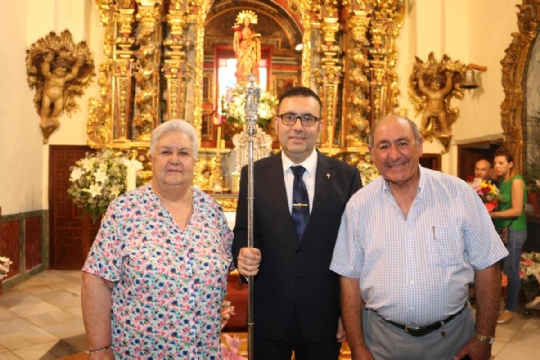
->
xmin=466 ymin=176 xmax=503 ymax=212
xmin=519 ymin=252 xmax=540 ymax=308
xmin=357 ymin=160 xmax=380 ymax=185
xmin=0 ymin=256 xmax=13 ymax=280
xmin=67 ymin=149 xmax=140 ymax=222
xmin=221 ymin=85 xmax=278 ymax=128
xmin=221 ymin=334 xmax=246 ymax=360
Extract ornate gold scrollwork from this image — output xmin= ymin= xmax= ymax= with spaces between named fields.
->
xmin=88 ymin=62 xmax=113 ymax=147
xmin=499 ymin=0 xmax=540 ymax=173
xmin=90 ymin=1 xmax=194 ymax=150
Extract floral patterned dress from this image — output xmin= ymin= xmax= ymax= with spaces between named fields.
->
xmin=83 ymin=185 xmax=233 ymax=359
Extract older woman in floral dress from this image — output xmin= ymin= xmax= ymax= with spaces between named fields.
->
xmin=81 ymin=120 xmax=233 ymax=359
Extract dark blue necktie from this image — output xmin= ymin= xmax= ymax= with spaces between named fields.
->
xmin=291 ymin=166 xmax=310 ymax=242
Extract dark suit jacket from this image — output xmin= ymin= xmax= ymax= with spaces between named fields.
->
xmin=232 ymin=151 xmax=362 ymax=342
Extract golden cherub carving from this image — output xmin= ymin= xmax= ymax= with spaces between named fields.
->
xmin=408 ymin=53 xmax=465 ymax=147
xmin=26 ymin=30 xmax=95 ymax=143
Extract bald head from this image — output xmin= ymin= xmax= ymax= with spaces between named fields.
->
xmin=474 ymin=159 xmax=492 ymax=180
xmin=368 ymin=114 xmax=421 ymax=149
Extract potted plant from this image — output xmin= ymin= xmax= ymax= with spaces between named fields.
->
xmin=0 ymin=256 xmax=13 ymax=296
xmin=525 ymin=164 xmax=540 ymax=216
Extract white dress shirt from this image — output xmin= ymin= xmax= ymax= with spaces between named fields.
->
xmin=330 ymin=166 xmax=508 ymax=326
xmin=281 ymin=150 xmax=318 ymax=214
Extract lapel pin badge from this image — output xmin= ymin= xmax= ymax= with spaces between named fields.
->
xmin=326 ymin=173 xmax=331 ymax=179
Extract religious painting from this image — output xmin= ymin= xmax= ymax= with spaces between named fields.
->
xmin=273 ymin=75 xmax=298 ymax=99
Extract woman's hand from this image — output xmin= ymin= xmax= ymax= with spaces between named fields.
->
xmin=221 ymin=301 xmax=236 ymax=330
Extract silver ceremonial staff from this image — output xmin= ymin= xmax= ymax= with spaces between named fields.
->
xmin=244 ymin=74 xmax=260 ymax=360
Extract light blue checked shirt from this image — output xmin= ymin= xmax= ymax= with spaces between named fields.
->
xmin=330 ymin=166 xmax=508 ymax=326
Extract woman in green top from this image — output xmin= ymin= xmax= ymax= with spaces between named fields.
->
xmin=490 ymin=149 xmax=527 ymax=324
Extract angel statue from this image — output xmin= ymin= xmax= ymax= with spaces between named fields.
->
xmin=233 ymin=10 xmax=261 ymax=85
xmin=26 ymin=30 xmax=95 ymax=143
xmin=408 ymin=53 xmax=465 ymax=148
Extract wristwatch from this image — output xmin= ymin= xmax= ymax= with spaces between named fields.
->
xmin=474 ymin=333 xmax=495 ymax=344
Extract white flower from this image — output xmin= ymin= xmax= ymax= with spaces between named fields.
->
xmin=93 ymin=169 xmax=109 ymax=184
xmin=222 ymin=85 xmax=278 ymax=127
xmin=80 ymin=157 xmax=94 ymax=171
xmin=86 ymin=183 xmax=103 ymax=198
xmin=0 ymin=256 xmax=12 ymax=278
xmin=70 ymin=168 xmax=83 ymax=182
xmin=110 ymin=185 xmax=121 ymax=198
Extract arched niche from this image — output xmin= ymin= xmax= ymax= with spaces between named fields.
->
xmin=200 ymin=1 xmax=303 ymax=146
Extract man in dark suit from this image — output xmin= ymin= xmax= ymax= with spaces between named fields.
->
xmin=233 ymin=86 xmax=362 ymax=360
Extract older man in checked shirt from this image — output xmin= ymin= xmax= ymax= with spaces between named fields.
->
xmin=330 ymin=115 xmax=508 ymax=360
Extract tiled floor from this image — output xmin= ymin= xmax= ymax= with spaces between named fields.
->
xmin=0 ymin=270 xmax=539 ymax=359
xmin=0 ymin=271 xmax=87 ymax=360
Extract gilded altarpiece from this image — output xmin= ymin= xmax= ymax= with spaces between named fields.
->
xmin=88 ymin=0 xmax=405 ymax=204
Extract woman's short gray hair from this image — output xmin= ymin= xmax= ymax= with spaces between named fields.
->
xmin=149 ymin=119 xmax=198 ymax=158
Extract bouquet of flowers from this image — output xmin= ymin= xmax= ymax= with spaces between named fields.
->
xmin=466 ymin=176 xmax=503 ymax=212
xmin=0 ymin=256 xmax=12 ymax=280
xmin=67 ymin=149 xmax=140 ymax=223
xmin=221 ymin=85 xmax=278 ymax=128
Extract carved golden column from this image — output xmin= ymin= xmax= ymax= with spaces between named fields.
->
xmin=297 ymin=0 xmax=316 ymax=87
xmin=163 ymin=2 xmax=187 ymax=122
xmin=190 ymin=0 xmax=213 ymax=146
xmin=87 ymin=1 xmax=117 ymax=148
xmin=133 ymin=0 xmax=162 ymax=141
xmin=343 ymin=9 xmax=371 ymax=152
xmin=113 ymin=7 xmax=136 ymax=143
xmin=319 ymin=7 xmax=342 ymax=154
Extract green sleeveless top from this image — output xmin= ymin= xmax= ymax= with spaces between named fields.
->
xmin=493 ymin=174 xmax=527 ymax=230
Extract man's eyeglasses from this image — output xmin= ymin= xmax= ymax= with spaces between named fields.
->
xmin=278 ymin=113 xmax=320 ymax=127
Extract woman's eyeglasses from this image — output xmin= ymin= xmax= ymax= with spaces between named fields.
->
xmin=277 ymin=113 xmax=320 ymax=127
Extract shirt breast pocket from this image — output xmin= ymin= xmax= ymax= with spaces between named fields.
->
xmin=429 ymin=226 xmax=464 ymax=267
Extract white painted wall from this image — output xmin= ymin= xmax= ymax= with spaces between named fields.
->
xmin=0 ymin=0 xmax=102 ymax=215
xmin=394 ymin=0 xmax=521 ymax=174
xmin=0 ymin=0 xmax=46 ymax=215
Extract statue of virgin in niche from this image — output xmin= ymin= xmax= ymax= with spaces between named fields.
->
xmin=233 ymin=10 xmax=261 ymax=85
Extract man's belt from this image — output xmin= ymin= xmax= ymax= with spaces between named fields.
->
xmin=374 ymin=304 xmax=467 ymax=337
